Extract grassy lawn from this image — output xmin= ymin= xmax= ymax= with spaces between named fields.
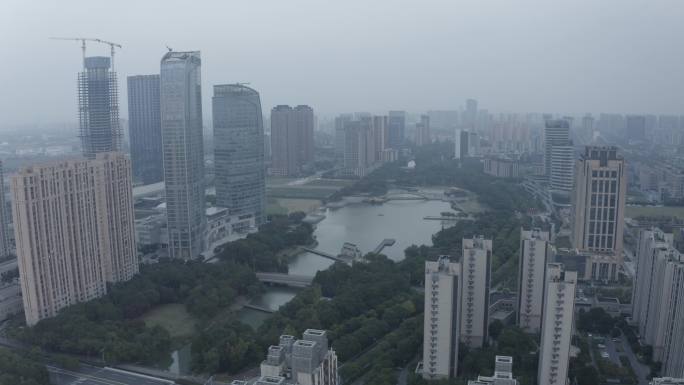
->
xmin=266 ymin=198 xmax=289 ymax=215
xmin=141 ymin=303 xmax=198 ymax=339
xmin=626 ymin=205 xmax=684 ymax=219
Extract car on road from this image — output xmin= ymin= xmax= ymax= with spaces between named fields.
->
xmin=601 ymin=352 xmax=610 ymax=359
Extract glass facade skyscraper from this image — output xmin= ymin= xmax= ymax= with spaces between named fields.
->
xmin=160 ymin=51 xmax=206 ymax=259
xmin=78 ymin=56 xmax=121 ymax=158
xmin=212 ymin=84 xmax=265 ymax=226
xmin=127 ymin=74 xmax=163 ymax=185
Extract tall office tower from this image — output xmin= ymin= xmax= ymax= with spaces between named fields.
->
xmin=127 ymin=74 xmax=163 ymax=185
xmin=11 ymin=153 xmax=137 ymax=326
xmin=537 ymin=263 xmax=577 ymax=385
xmin=78 ymin=57 xmax=121 ymax=158
xmin=270 ymin=105 xmax=314 ymax=176
xmin=422 ymin=256 xmax=461 ymax=380
xmin=549 ymin=139 xmax=574 ymax=192
xmin=454 ymin=129 xmax=469 ymax=159
xmin=294 ymin=105 xmax=315 ymax=167
xmin=517 ymin=228 xmax=552 ymax=334
xmin=460 ymin=236 xmax=491 ymax=348
xmin=571 ymin=146 xmax=626 ymax=280
xmin=160 ymin=51 xmax=206 ymax=260
xmin=464 ymin=99 xmax=478 ymax=129
xmin=372 ymin=115 xmax=389 ymax=161
xmin=581 ymin=114 xmax=595 ymax=143
xmin=544 ymin=119 xmax=570 ymax=178
xmin=468 ymin=131 xmax=480 ymax=156
xmin=388 ymin=111 xmax=406 ymax=148
xmin=213 ymin=84 xmax=266 ymax=226
xmin=626 ymin=115 xmax=647 ymax=142
xmin=0 ymin=161 xmax=8 ymax=257
xmin=342 ymin=118 xmax=375 ymax=177
xmin=415 ymin=115 xmax=431 ymax=146
xmin=334 ymin=114 xmax=352 ymax=160
xmin=427 ymin=110 xmax=459 ymax=131
xmin=632 ymin=229 xmax=684 ymax=376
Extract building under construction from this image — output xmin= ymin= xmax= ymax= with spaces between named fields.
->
xmin=78 ymin=56 xmax=121 ymax=158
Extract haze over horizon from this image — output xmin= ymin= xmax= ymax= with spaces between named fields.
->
xmin=2 ymin=0 xmax=684 ymax=129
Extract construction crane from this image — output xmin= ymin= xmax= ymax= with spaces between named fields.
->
xmin=50 ymin=37 xmax=122 ymax=70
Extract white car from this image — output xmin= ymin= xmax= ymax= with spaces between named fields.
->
xmin=601 ymin=352 xmax=610 ymax=359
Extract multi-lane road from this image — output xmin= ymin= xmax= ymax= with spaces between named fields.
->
xmin=48 ymin=364 xmax=175 ymax=385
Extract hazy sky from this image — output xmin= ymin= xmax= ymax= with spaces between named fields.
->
xmin=1 ymin=0 xmax=683 ymax=128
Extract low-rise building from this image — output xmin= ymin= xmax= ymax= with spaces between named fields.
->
xmin=467 ymin=356 xmax=518 ymax=385
xmin=484 ymin=157 xmax=520 ymax=178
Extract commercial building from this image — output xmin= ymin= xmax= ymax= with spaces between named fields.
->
xmin=422 ymin=256 xmax=461 ymax=380
xmin=455 ymin=129 xmax=469 ymax=159
xmin=632 ymin=228 xmax=684 ymax=376
xmin=467 ymin=356 xmax=518 ymax=385
xmin=461 ymin=236 xmax=491 ymax=349
xmin=78 ymin=56 xmax=121 ymax=158
xmin=270 ymin=105 xmax=314 ymax=176
xmin=11 ymin=153 xmax=137 ymax=326
xmin=127 ymin=74 xmax=163 ymax=184
xmin=160 ymin=51 xmax=206 ymax=259
xmin=213 ymin=84 xmax=266 ymax=225
xmin=388 ymin=110 xmax=406 ymax=148
xmin=517 ymin=228 xmax=552 ymax=334
xmin=483 ymin=157 xmax=520 ymax=178
xmin=543 ymin=119 xmax=570 ymax=179
xmin=415 ymin=115 xmax=431 ymax=146
xmin=549 ymin=140 xmax=574 ymax=192
xmin=537 ymin=263 xmax=576 ymax=385
xmin=257 ymin=329 xmax=338 ymax=385
xmin=571 ymin=146 xmax=626 ymax=281
xmin=342 ymin=117 xmax=377 ymax=177
xmin=0 ymin=161 xmax=9 ymax=257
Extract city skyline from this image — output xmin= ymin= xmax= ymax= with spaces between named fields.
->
xmin=3 ymin=0 xmax=684 ymax=129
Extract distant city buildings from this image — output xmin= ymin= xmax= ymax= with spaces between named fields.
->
xmin=422 ymin=256 xmax=461 ymax=380
xmin=127 ymin=74 xmax=163 ymax=185
xmin=517 ymin=228 xmax=551 ymax=334
xmin=160 ymin=51 xmax=206 ymax=259
xmin=415 ymin=115 xmax=431 ymax=146
xmin=632 ymin=228 xmax=684 ymax=377
xmin=78 ymin=56 xmax=121 ymax=158
xmin=0 ymin=161 xmax=8 ymax=258
xmin=537 ymin=263 xmax=576 ymax=385
xmin=467 ymin=356 xmax=518 ymax=385
xmin=254 ymin=329 xmax=338 ymax=385
xmin=388 ymin=111 xmax=406 ymax=149
xmin=213 ymin=84 xmax=266 ymax=226
xmin=270 ymin=105 xmax=314 ymax=176
xmin=571 ymin=146 xmax=626 ymax=281
xmin=483 ymin=157 xmax=520 ymax=178
xmin=460 ymin=236 xmax=491 ymax=349
xmin=464 ymin=99 xmax=478 ymax=129
xmin=11 ymin=153 xmax=137 ymax=326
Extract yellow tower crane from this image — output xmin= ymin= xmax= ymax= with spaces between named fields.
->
xmin=49 ymin=37 xmax=122 ymax=70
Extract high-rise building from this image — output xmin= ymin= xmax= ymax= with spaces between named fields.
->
xmin=78 ymin=57 xmax=121 ymax=158
xmin=415 ymin=115 xmax=431 ymax=146
xmin=160 ymin=51 xmax=206 ymax=259
xmin=127 ymin=74 xmax=163 ymax=185
xmin=372 ymin=115 xmax=389 ymax=160
xmin=270 ymin=105 xmax=314 ymax=176
xmin=460 ymin=236 xmax=491 ymax=349
xmin=632 ymin=228 xmax=684 ymax=377
xmin=571 ymin=146 xmax=626 ymax=280
xmin=455 ymin=129 xmax=469 ymax=160
xmin=544 ymin=119 xmax=570 ymax=178
xmin=537 ymin=263 xmax=576 ymax=385
xmin=626 ymin=115 xmax=647 ymax=141
xmin=11 ymin=153 xmax=137 ymax=326
xmin=517 ymin=228 xmax=552 ymax=334
xmin=464 ymin=99 xmax=478 ymax=129
xmin=342 ymin=117 xmax=376 ymax=177
xmin=258 ymin=329 xmax=338 ymax=385
xmin=427 ymin=110 xmax=459 ymax=131
xmin=388 ymin=110 xmax=406 ymax=148
xmin=0 ymin=161 xmax=8 ymax=258
xmin=549 ymin=139 xmax=574 ymax=192
xmin=422 ymin=256 xmax=461 ymax=380
xmin=213 ymin=84 xmax=266 ymax=226
xmin=334 ymin=114 xmax=352 ymax=160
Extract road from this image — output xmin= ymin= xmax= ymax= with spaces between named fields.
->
xmin=48 ymin=364 xmax=174 ymax=385
xmin=617 ymin=338 xmax=650 ymax=385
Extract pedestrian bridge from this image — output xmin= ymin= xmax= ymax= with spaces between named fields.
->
xmin=256 ymin=272 xmax=314 ymax=288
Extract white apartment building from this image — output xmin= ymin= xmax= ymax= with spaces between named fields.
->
xmin=422 ymin=256 xmax=461 ymax=380
xmin=632 ymin=228 xmax=684 ymax=377
xmin=461 ymin=236 xmax=492 ymax=349
xmin=517 ymin=228 xmax=552 ymax=334
xmin=468 ymin=356 xmax=518 ymax=385
xmin=11 ymin=153 xmax=138 ymax=326
xmin=538 ymin=263 xmax=577 ymax=385
xmin=0 ymin=161 xmax=9 ymax=258
xmin=571 ymin=146 xmax=626 ymax=281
